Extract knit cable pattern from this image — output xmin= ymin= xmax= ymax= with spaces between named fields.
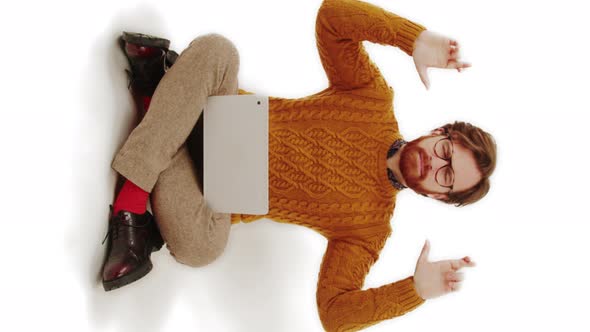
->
xmin=232 ymin=1 xmax=427 ymax=330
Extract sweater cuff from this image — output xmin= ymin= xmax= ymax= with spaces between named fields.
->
xmin=395 ymin=20 xmax=427 ymax=56
xmin=396 ymin=276 xmax=426 ymax=312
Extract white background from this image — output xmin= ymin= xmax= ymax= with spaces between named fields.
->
xmin=1 ymin=0 xmax=589 ymax=331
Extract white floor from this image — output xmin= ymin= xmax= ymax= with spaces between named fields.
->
xmin=2 ymin=0 xmax=590 ymax=331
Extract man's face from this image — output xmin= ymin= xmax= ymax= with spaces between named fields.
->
xmin=400 ymin=129 xmax=482 ymax=200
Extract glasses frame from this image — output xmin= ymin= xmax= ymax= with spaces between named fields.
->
xmin=433 ymin=134 xmax=455 ymax=192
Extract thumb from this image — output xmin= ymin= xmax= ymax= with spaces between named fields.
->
xmin=418 ymin=239 xmax=430 ymax=263
xmin=416 ymin=64 xmax=430 ymax=90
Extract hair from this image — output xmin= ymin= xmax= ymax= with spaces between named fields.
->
xmin=441 ymin=121 xmax=497 ymax=207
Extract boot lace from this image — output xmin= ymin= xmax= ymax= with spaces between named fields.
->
xmin=101 ymin=206 xmax=149 ymax=245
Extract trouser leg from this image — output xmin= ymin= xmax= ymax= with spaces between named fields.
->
xmin=111 ymin=33 xmax=240 ymax=192
xmin=151 ymin=145 xmax=230 ymax=267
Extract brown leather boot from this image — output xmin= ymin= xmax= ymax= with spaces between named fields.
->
xmin=101 ymin=205 xmax=164 ymax=291
xmin=119 ymin=31 xmax=178 ymax=120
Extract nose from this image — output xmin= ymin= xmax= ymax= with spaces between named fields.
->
xmin=426 ymin=155 xmax=434 ymax=175
xmin=429 ymin=154 xmax=448 ymax=174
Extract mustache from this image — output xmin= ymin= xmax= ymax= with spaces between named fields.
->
xmin=400 ymin=140 xmax=429 ymax=188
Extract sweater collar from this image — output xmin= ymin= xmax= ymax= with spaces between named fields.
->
xmin=386 ymin=139 xmax=407 ymax=190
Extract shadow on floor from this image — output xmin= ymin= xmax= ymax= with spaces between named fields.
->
xmin=67 ymin=4 xmax=320 ymax=331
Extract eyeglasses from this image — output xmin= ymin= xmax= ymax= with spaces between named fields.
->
xmin=433 ymin=135 xmax=455 ymax=192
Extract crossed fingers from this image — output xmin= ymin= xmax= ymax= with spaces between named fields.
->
xmin=445 ymin=256 xmax=475 ymax=292
xmin=447 ymin=40 xmax=471 ymax=72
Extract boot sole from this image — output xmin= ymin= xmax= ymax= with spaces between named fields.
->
xmin=121 ymin=31 xmax=170 ymax=49
xmin=102 ymin=260 xmax=153 ymax=291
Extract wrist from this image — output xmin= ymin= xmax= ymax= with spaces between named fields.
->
xmin=412 ymin=30 xmax=429 ymax=57
xmin=412 ymin=276 xmax=426 ymax=300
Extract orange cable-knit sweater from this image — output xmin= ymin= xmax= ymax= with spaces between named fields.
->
xmin=232 ymin=0 xmax=427 ymax=330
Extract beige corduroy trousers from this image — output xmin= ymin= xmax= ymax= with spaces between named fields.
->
xmin=111 ymin=33 xmax=239 ymax=267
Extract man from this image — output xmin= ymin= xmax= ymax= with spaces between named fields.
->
xmin=101 ymin=0 xmax=496 ymax=331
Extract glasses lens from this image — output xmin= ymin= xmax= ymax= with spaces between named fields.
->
xmin=435 ymin=139 xmax=453 ymax=160
xmin=436 ymin=166 xmax=455 ymax=187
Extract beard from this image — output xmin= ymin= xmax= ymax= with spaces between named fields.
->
xmin=399 ymin=138 xmax=430 ymax=194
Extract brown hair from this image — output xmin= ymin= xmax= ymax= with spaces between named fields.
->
xmin=441 ymin=121 xmax=497 ymax=206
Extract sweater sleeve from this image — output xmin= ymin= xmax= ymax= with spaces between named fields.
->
xmin=315 ymin=0 xmax=426 ymax=91
xmin=316 ymin=235 xmax=425 ymax=332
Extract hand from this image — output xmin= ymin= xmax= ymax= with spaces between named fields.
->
xmin=412 ymin=30 xmax=471 ymax=90
xmin=413 ymin=240 xmax=476 ymax=300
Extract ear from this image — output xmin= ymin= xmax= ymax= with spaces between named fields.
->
xmin=430 ymin=127 xmax=446 ymax=136
xmin=426 ymin=193 xmax=449 ymax=201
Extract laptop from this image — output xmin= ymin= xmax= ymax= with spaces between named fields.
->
xmin=203 ymin=94 xmax=269 ymax=215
